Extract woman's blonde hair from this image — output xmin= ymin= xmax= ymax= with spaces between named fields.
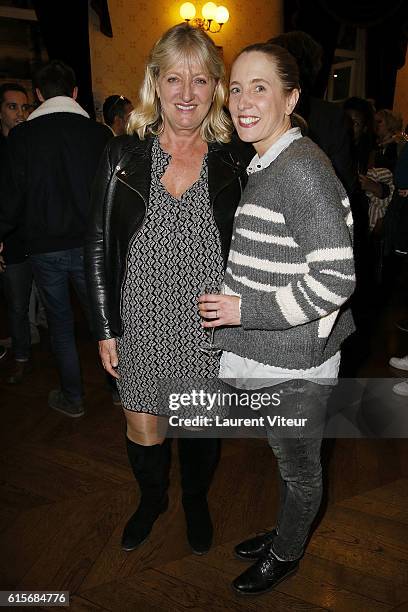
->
xmin=127 ymin=23 xmax=232 ymax=143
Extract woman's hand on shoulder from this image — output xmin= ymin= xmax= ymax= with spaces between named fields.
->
xmin=98 ymin=338 xmax=120 ymax=378
xmin=198 ymin=294 xmax=241 ymax=327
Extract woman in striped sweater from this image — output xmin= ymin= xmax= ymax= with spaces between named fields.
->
xmin=199 ymin=43 xmax=355 ymax=595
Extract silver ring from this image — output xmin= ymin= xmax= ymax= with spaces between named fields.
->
xmin=216 ymin=310 xmax=218 ymax=319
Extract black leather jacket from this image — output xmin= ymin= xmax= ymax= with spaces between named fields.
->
xmin=84 ymin=134 xmax=250 ymax=340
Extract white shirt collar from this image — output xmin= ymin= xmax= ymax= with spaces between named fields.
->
xmin=247 ymin=127 xmax=302 ymax=175
xmin=27 ymin=96 xmax=90 ymax=121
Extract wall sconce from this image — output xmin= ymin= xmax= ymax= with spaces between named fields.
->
xmin=180 ymin=2 xmax=229 ymax=33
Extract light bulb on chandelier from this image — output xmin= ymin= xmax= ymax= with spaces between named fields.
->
xmin=179 ymin=2 xmax=229 ymax=33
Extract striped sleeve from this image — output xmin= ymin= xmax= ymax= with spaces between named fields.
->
xmin=240 ymin=155 xmax=355 ymax=331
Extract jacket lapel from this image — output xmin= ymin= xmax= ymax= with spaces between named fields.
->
xmin=207 ymin=143 xmax=247 ymax=203
xmin=114 ymin=138 xmax=248 ymax=206
xmin=114 ymin=137 xmax=153 ymax=205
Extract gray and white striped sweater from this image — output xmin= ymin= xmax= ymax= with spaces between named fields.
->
xmin=216 ymin=137 xmax=355 ymax=369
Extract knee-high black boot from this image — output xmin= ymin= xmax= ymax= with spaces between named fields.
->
xmin=122 ymin=437 xmax=171 ymax=551
xmin=178 ymin=437 xmax=221 ymax=554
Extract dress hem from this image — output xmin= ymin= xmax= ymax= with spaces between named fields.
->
xmin=121 ymin=404 xmax=170 ymax=417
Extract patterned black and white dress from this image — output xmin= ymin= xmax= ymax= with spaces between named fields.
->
xmin=116 ymin=137 xmax=224 ymax=414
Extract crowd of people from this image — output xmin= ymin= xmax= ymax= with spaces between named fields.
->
xmin=0 ymin=24 xmax=407 ymax=596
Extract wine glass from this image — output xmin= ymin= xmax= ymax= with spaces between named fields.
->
xmin=198 ymin=282 xmax=222 ymax=355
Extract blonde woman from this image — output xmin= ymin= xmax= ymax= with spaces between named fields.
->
xmin=85 ymin=24 xmax=249 ymax=554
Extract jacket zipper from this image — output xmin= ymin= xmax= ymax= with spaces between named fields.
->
xmin=211 ymin=155 xmax=245 ymax=269
xmin=116 ymin=174 xmax=148 ymax=323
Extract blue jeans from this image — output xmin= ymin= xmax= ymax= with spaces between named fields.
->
xmin=30 ymin=248 xmax=91 ymax=403
xmin=3 ymin=260 xmax=33 ymax=360
xmin=259 ymin=379 xmax=332 ymax=561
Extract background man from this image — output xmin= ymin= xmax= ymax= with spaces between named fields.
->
xmin=102 ymin=94 xmax=133 ymax=136
xmin=0 ymin=82 xmax=29 ymax=137
xmin=0 ymin=83 xmax=33 ymax=380
xmin=269 ymin=31 xmax=355 ymax=194
xmin=0 ymin=61 xmax=112 ymax=416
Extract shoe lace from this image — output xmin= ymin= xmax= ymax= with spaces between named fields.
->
xmin=258 ymin=553 xmax=276 ymax=573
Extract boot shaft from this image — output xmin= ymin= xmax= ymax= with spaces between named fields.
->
xmin=178 ymin=438 xmax=221 ymax=499
xmin=126 ymin=437 xmax=171 ymax=497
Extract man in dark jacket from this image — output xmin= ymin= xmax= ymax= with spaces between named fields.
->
xmin=0 ymin=82 xmax=31 ymax=377
xmin=102 ymin=94 xmax=133 ymax=136
xmin=269 ymin=31 xmax=355 ymax=195
xmin=0 ymin=60 xmax=112 ymax=416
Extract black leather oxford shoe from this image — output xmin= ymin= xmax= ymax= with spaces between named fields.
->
xmin=234 ymin=529 xmax=276 ymax=560
xmin=232 ymin=551 xmax=299 ymax=595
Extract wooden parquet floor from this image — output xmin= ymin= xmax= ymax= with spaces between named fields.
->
xmin=1 ymin=293 xmax=408 ymax=611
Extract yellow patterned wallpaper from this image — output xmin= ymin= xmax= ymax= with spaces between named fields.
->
xmin=88 ymin=0 xmax=283 ymax=119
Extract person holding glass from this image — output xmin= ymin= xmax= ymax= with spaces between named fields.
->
xmin=85 ymin=24 xmax=249 ymax=555
xmin=199 ymin=43 xmax=355 ymax=594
